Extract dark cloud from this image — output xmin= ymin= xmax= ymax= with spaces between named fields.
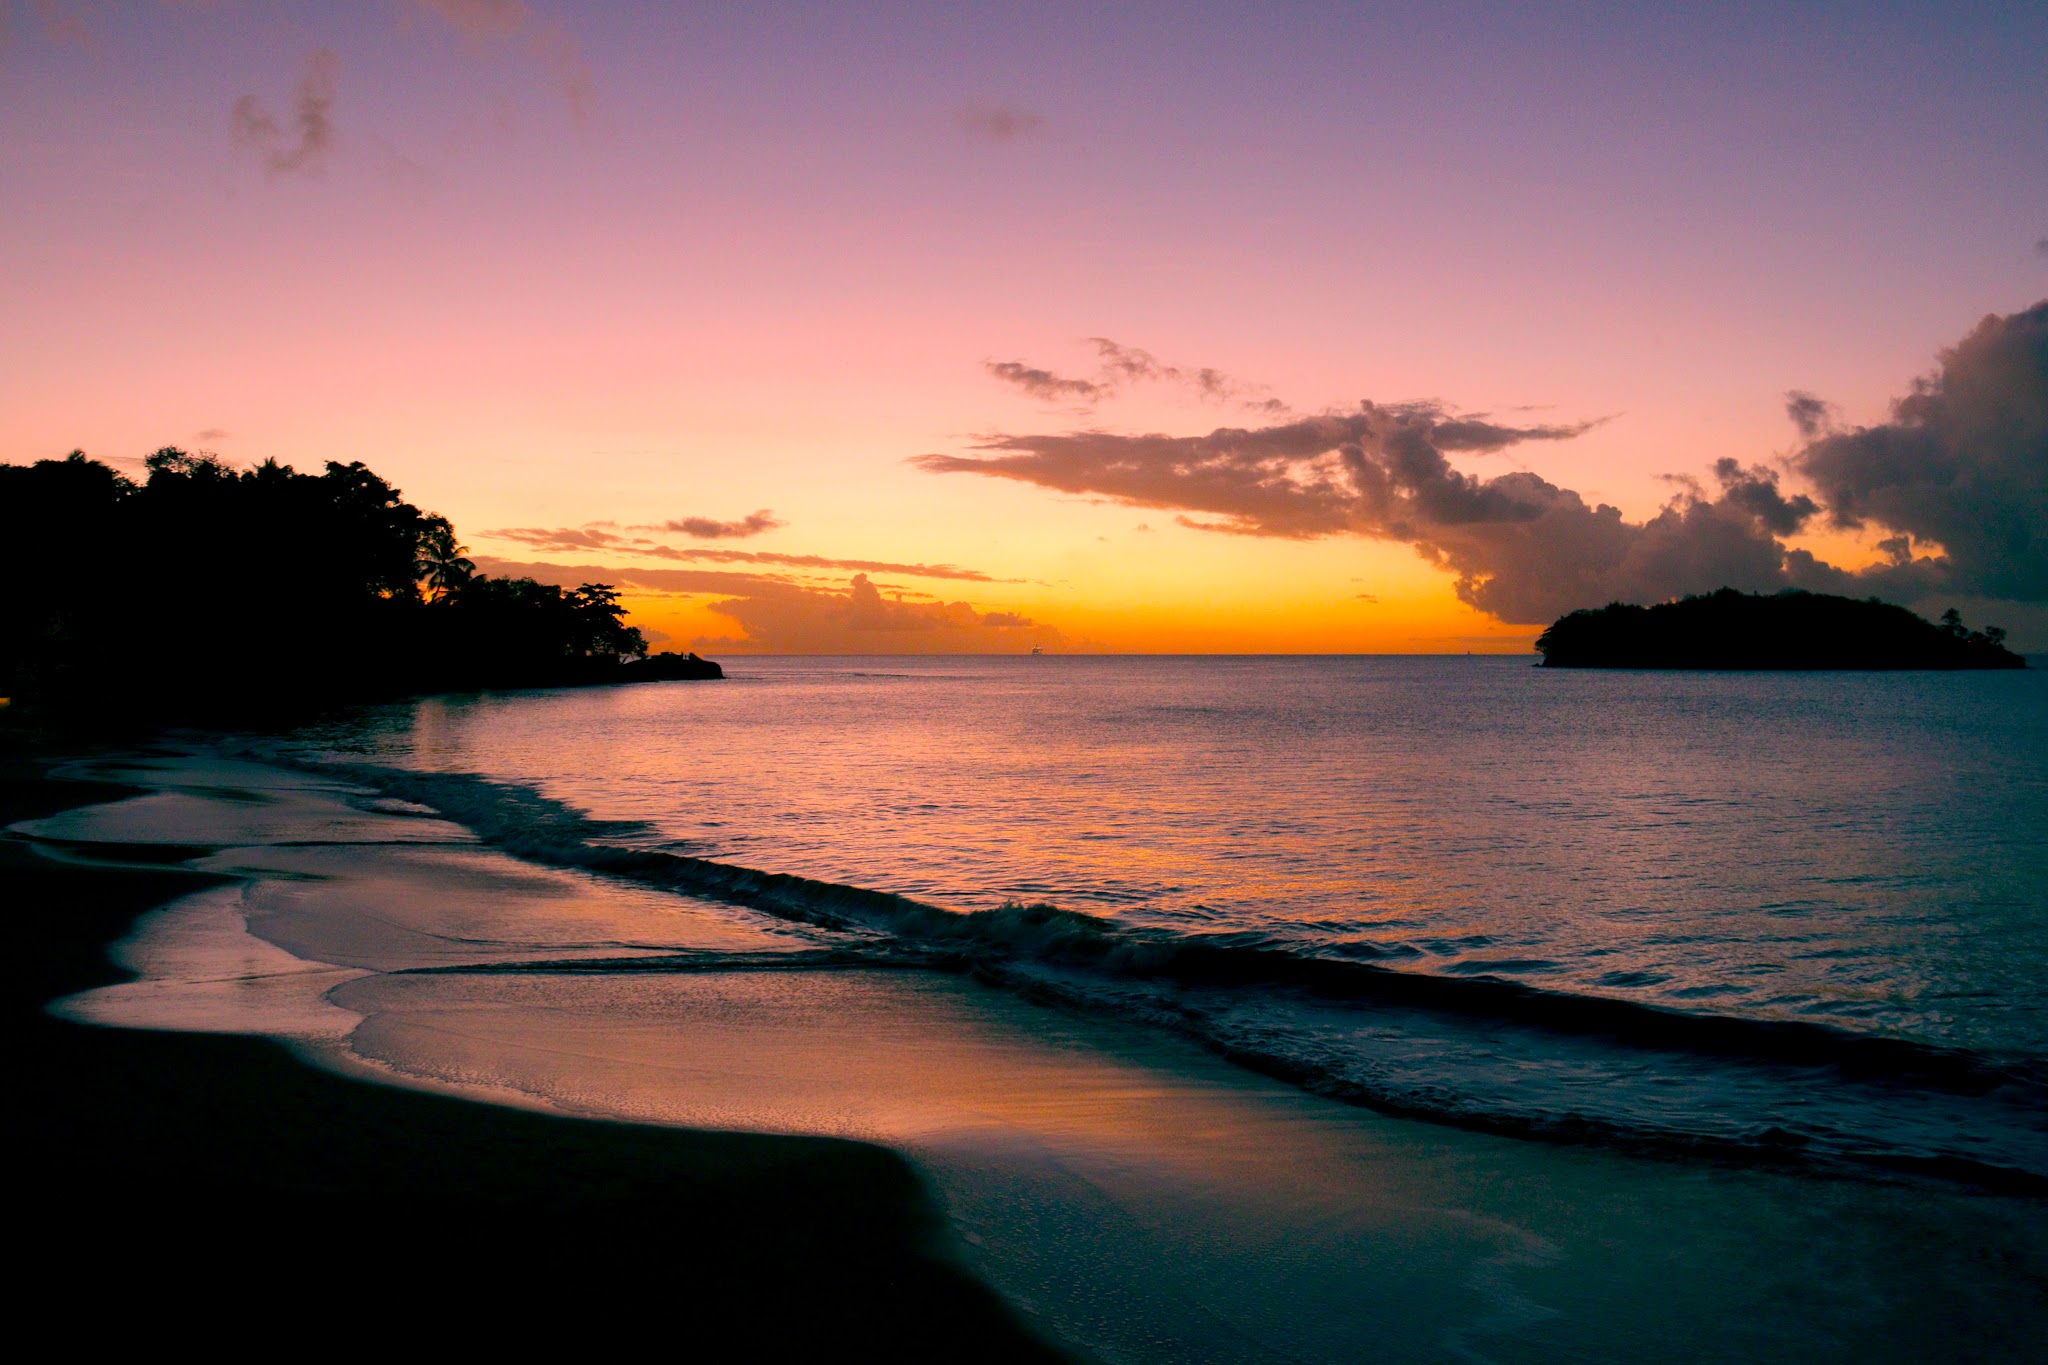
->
xmin=957 ymin=102 xmax=1044 ymax=140
xmin=194 ymin=427 xmax=229 ymax=443
xmin=1795 ymin=301 xmax=2047 ymax=602
xmin=480 ymin=524 xmax=1001 ymax=581
xmin=2036 ymin=238 xmax=2048 ymax=260
xmin=919 ymin=404 xmax=1598 ymax=538
xmin=1784 ymin=390 xmax=1835 ymax=440
xmin=1086 ymin=338 xmax=1287 ymax=412
xmin=232 ymin=49 xmax=339 ymax=174
xmin=986 ymin=338 xmax=1288 ymax=413
xmin=1094 ymin=339 xmax=1212 ymax=393
xmin=985 ymin=362 xmax=1106 ymax=403
xmin=647 ymin=509 xmax=785 ymax=539
xmin=1711 ymin=458 xmax=1819 ymax=536
xmin=927 ymin=302 xmax=2048 ymax=621
xmin=915 ymin=389 xmax=1946 ymax=625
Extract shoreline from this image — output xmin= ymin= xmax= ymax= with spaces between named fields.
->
xmin=3 ymin=750 xmax=1068 ymax=1358
xmin=15 ymin=741 xmax=2048 ymax=1363
xmin=275 ymin=735 xmax=2047 ymax=1196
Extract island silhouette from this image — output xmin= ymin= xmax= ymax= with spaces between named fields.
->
xmin=0 ymin=450 xmax=717 ymax=721
xmin=1536 ymin=588 xmax=2026 ymax=669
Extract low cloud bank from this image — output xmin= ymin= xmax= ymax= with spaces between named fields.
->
xmin=479 ymin=558 xmax=1060 ymax=654
xmin=473 ymin=557 xmax=788 ymax=597
xmin=705 ymin=573 xmax=1062 ymax=653
xmin=481 ymin=525 xmax=999 ymax=581
xmin=932 ymin=303 xmax=2047 ymax=624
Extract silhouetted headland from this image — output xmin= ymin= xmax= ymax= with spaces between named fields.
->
xmin=1536 ymin=588 xmax=2026 ymax=669
xmin=620 ymin=650 xmax=724 ymax=681
xmin=1 ymin=761 xmax=1061 ymax=1361
xmin=0 ymin=450 xmax=720 ymax=722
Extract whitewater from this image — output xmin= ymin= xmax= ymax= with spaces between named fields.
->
xmin=250 ymin=654 xmax=2048 ymax=1189
xmin=30 ymin=652 xmax=2048 ymax=1362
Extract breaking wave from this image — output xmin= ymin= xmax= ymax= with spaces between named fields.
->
xmin=301 ymin=758 xmax=2048 ymax=1194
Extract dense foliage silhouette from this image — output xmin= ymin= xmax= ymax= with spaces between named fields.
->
xmin=1535 ymin=588 xmax=2026 ymax=669
xmin=0 ymin=450 xmax=718 ymax=717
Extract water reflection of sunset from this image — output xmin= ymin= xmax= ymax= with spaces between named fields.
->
xmin=9 ymin=7 xmax=2046 ymax=1361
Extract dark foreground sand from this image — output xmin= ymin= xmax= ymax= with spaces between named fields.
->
xmin=4 ymin=754 xmax=1066 ymax=1358
xmin=18 ymin=740 xmax=2047 ymax=1363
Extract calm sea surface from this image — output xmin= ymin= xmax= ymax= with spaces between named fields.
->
xmin=286 ymin=656 xmax=2048 ymax=1179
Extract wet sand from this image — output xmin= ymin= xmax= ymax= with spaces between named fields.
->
xmin=3 ymin=753 xmax=1065 ymax=1359
xmin=18 ymin=750 xmax=2048 ymax=1362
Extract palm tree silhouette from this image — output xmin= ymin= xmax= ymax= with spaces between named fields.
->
xmin=416 ymin=515 xmax=475 ymax=602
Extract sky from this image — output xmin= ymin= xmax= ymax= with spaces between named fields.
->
xmin=3 ymin=0 xmax=2044 ymax=652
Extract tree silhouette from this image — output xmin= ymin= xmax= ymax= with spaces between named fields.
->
xmin=416 ymin=516 xmax=475 ymax=603
xmin=0 ymin=449 xmax=706 ymax=718
xmin=1536 ymin=589 xmax=2024 ymax=670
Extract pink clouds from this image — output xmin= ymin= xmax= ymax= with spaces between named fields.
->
xmin=704 ymin=573 xmax=1061 ymax=654
xmin=477 ymin=558 xmax=1059 ymax=654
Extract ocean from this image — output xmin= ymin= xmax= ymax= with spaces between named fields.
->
xmin=274 ymin=655 xmax=2048 ymax=1188
xmin=34 ymin=654 xmax=2047 ymax=1362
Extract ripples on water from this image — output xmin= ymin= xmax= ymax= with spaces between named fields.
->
xmin=278 ymin=656 xmax=2048 ymax=1182
xmin=299 ymin=656 xmax=2048 ymax=1059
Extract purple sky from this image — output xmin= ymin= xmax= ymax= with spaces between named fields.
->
xmin=3 ymin=1 xmax=2043 ymax=649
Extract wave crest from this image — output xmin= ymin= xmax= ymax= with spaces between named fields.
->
xmin=298 ymin=757 xmax=2048 ymax=1192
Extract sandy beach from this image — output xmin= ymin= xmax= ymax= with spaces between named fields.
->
xmin=5 ymin=747 xmax=1066 ymax=1358
xmin=10 ymin=9 xmax=2045 ymax=1359
xmin=13 ymin=741 xmax=2045 ymax=1363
